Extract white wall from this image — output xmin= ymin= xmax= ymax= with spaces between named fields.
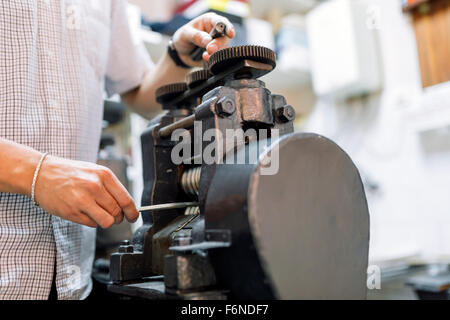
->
xmin=128 ymin=0 xmax=176 ymax=21
xmin=302 ymin=0 xmax=450 ymax=264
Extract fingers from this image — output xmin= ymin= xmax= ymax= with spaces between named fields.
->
xmin=100 ymin=169 xmax=139 ymax=223
xmin=59 ymin=203 xmax=98 ymax=228
xmin=203 ymin=36 xmax=231 ymax=62
xmin=172 ymin=12 xmax=235 ymax=65
xmin=80 ymin=202 xmax=115 ymax=229
xmin=198 ymin=13 xmax=233 ymax=62
xmin=71 ymin=212 xmax=98 ymax=228
xmin=114 ymin=210 xmax=124 ymax=224
xmin=95 ymin=186 xmax=123 ymax=225
xmin=198 ymin=13 xmax=235 ymax=39
xmin=180 ymin=26 xmax=212 ymax=51
xmin=202 ymin=51 xmax=209 ymax=62
xmin=207 ymin=37 xmax=230 ymax=54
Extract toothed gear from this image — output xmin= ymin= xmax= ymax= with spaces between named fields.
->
xmin=186 ymin=69 xmax=211 ymax=88
xmin=155 ymin=82 xmax=187 ymax=104
xmin=208 ymin=45 xmax=276 ymax=75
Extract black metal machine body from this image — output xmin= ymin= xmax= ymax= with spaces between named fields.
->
xmin=108 ymin=45 xmax=370 ymax=300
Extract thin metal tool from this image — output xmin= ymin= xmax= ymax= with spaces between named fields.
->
xmin=158 ymin=114 xmax=195 ymax=137
xmin=190 ymin=22 xmax=226 ymax=62
xmin=138 ymin=202 xmax=199 ymax=212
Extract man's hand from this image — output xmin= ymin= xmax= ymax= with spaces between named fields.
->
xmin=121 ymin=13 xmax=235 ymax=117
xmin=172 ymin=12 xmax=235 ymax=66
xmin=34 ymin=155 xmax=139 ymax=229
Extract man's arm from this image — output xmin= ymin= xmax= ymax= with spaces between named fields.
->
xmin=0 ymin=138 xmax=42 ymax=196
xmin=121 ymin=51 xmax=190 ymax=118
xmin=121 ymin=13 xmax=235 ymax=117
xmin=0 ymin=138 xmax=139 ymax=228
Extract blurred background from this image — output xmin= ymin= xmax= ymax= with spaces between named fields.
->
xmin=98 ymin=0 xmax=450 ymax=299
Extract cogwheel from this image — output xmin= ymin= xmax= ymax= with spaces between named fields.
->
xmin=186 ymin=69 xmax=211 ymax=88
xmin=208 ymin=45 xmax=276 ymax=75
xmin=155 ymin=82 xmax=187 ymax=104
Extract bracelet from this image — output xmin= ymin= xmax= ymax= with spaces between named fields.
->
xmin=31 ymin=152 xmax=49 ymax=206
xmin=167 ymin=38 xmax=191 ymax=69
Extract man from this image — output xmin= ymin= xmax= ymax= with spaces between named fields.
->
xmin=0 ymin=0 xmax=234 ymax=300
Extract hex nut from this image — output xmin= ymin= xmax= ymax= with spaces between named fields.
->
xmin=275 ymin=105 xmax=295 ymax=123
xmin=216 ymin=98 xmax=236 ymax=117
xmin=119 ymin=240 xmax=134 ymax=253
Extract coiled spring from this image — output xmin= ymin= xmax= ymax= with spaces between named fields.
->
xmin=181 ymin=167 xmax=201 ymax=196
xmin=184 ymin=206 xmax=200 ymax=216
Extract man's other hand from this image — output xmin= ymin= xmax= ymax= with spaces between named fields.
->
xmin=172 ymin=12 xmax=235 ymax=66
xmin=34 ymin=155 xmax=139 ymax=228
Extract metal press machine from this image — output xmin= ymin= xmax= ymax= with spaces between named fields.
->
xmin=108 ymin=45 xmax=370 ymax=300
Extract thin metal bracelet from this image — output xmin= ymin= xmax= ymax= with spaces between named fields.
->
xmin=31 ymin=152 xmax=49 ymax=206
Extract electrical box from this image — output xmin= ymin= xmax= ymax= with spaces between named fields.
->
xmin=306 ymin=0 xmax=381 ymax=99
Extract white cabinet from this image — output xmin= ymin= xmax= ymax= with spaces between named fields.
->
xmin=306 ymin=0 xmax=381 ymax=99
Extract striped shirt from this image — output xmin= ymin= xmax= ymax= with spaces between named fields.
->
xmin=0 ymin=0 xmax=151 ymax=299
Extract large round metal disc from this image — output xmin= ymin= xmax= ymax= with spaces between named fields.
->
xmin=247 ymin=133 xmax=370 ymax=299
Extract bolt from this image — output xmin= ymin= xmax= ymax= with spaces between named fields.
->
xmin=275 ymin=105 xmax=295 ymax=123
xmin=119 ymin=240 xmax=134 ymax=253
xmin=216 ymin=98 xmax=235 ymax=117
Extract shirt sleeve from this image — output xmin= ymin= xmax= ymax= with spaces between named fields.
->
xmin=104 ymin=0 xmax=154 ymax=97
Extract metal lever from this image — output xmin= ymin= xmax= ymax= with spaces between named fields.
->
xmin=190 ymin=22 xmax=226 ymax=62
xmin=138 ymin=202 xmax=199 ymax=212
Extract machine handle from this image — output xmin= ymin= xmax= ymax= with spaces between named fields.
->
xmin=190 ymin=22 xmax=227 ymax=62
xmin=137 ymin=202 xmax=199 ymax=212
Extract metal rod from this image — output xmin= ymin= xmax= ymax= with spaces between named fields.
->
xmin=137 ymin=202 xmax=199 ymax=212
xmin=158 ymin=114 xmax=195 ymax=137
